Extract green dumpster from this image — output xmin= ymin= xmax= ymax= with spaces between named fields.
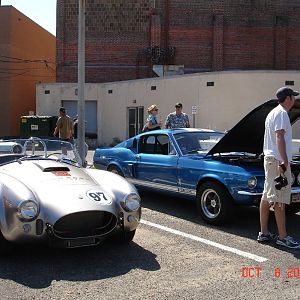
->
xmin=20 ymin=116 xmax=58 ymax=138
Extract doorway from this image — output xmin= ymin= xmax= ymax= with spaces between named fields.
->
xmin=128 ymin=107 xmax=144 ymax=138
xmin=62 ymin=100 xmax=97 ymax=137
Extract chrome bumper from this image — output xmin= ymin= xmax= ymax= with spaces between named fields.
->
xmin=238 ymin=188 xmax=300 ymax=196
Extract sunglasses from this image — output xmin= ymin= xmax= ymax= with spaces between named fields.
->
xmin=175 ymin=106 xmax=182 ymax=108
xmin=154 ymin=108 xmax=158 ymax=111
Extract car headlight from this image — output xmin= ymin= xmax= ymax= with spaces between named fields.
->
xmin=291 ymin=173 xmax=295 ymax=186
xmin=297 ymin=173 xmax=300 ymax=186
xmin=247 ymin=176 xmax=257 ymax=189
xmin=121 ymin=193 xmax=141 ymax=212
xmin=18 ymin=200 xmax=39 ymax=221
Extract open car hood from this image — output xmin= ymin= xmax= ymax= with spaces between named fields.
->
xmin=207 ymin=99 xmax=300 ymax=156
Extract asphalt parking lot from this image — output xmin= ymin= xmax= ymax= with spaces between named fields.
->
xmin=0 ymin=150 xmax=299 ymax=299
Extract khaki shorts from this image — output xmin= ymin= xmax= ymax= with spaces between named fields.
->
xmin=261 ymin=156 xmax=292 ymax=205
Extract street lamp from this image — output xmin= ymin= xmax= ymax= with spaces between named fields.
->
xmin=77 ymin=0 xmax=86 ymax=165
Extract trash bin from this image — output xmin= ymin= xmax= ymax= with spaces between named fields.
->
xmin=20 ymin=116 xmax=58 ymax=138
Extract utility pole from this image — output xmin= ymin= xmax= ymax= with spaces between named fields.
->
xmin=78 ymin=0 xmax=86 ymax=165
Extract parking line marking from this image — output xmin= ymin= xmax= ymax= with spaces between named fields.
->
xmin=141 ymin=219 xmax=268 ymax=263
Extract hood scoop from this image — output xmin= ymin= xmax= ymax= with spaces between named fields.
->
xmin=33 ymin=160 xmax=70 ymax=172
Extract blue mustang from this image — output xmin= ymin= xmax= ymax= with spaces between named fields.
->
xmin=94 ymin=100 xmax=300 ymax=224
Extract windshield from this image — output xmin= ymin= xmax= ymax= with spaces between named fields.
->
xmin=0 ymin=137 xmax=81 ymax=166
xmin=174 ymin=131 xmax=224 ymax=155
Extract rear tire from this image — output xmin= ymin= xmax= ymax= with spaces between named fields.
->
xmin=196 ymin=181 xmax=234 ymax=225
xmin=107 ymin=165 xmax=124 ymax=177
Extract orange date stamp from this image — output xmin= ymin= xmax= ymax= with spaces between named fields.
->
xmin=241 ymin=267 xmax=300 ymax=279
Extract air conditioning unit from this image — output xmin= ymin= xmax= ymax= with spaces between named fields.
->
xmin=153 ymin=65 xmax=184 ymax=77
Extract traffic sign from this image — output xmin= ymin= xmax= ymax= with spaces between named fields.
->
xmin=191 ymin=105 xmax=197 ymax=115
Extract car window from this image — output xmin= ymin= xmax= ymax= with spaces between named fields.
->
xmin=174 ymin=131 xmax=224 ymax=154
xmin=139 ymin=134 xmax=173 ymax=155
xmin=156 ymin=135 xmax=170 ymax=155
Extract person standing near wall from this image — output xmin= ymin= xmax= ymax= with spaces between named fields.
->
xmin=53 ymin=107 xmax=73 ymax=141
xmin=142 ymin=104 xmax=162 ymax=132
xmin=165 ymin=102 xmax=190 ymax=129
xmin=258 ymin=87 xmax=300 ymax=249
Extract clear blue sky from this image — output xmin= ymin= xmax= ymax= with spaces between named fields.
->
xmin=1 ymin=0 xmax=57 ymax=36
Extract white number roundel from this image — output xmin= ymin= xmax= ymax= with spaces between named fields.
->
xmin=86 ymin=190 xmax=112 ymax=205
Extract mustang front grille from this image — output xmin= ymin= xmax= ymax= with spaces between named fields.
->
xmin=53 ymin=211 xmax=117 ymax=238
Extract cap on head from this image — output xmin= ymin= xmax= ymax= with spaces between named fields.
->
xmin=59 ymin=107 xmax=66 ymax=113
xmin=276 ymin=87 xmax=299 ymax=102
xmin=175 ymin=102 xmax=182 ymax=108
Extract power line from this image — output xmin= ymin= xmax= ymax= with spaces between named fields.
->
xmin=0 ymin=71 xmax=55 ymax=80
xmin=0 ymin=55 xmax=55 ymax=64
xmin=0 ymin=67 xmax=54 ymax=71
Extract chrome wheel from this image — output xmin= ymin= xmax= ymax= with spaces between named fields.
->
xmin=197 ymin=181 xmax=234 ymax=225
xmin=201 ymin=188 xmax=221 ymax=219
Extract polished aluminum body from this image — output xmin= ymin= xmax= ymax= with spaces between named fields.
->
xmin=0 ymin=138 xmax=141 ymax=248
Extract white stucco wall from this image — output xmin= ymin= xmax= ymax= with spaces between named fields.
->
xmin=36 ymin=70 xmax=300 ymax=146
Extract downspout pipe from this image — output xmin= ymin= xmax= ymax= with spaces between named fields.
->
xmin=164 ymin=0 xmax=170 ymax=49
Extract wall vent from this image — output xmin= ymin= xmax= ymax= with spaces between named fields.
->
xmin=285 ymin=81 xmax=294 ymax=86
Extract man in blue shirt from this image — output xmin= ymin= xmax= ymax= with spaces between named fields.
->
xmin=165 ymin=102 xmax=190 ymax=129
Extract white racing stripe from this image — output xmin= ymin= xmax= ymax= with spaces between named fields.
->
xmin=141 ymin=219 xmax=268 ymax=263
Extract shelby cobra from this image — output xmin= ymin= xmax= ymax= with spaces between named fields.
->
xmin=0 ymin=137 xmax=141 ymax=251
xmin=93 ymin=99 xmax=300 ymax=225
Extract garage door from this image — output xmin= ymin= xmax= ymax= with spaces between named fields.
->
xmin=62 ymin=100 xmax=97 ymax=136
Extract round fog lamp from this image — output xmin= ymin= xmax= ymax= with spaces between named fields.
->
xmin=248 ymin=177 xmax=257 ymax=189
xmin=23 ymin=224 xmax=31 ymax=233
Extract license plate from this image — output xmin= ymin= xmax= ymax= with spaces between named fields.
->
xmin=291 ymin=193 xmax=300 ymax=203
xmin=66 ymin=237 xmax=97 ymax=248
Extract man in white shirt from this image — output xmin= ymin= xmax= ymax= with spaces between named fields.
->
xmin=258 ymin=87 xmax=300 ymax=249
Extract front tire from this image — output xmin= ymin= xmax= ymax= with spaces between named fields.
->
xmin=196 ymin=181 xmax=234 ymax=225
xmin=0 ymin=231 xmax=13 ymax=254
xmin=285 ymin=203 xmax=300 ymax=215
xmin=121 ymin=229 xmax=136 ymax=244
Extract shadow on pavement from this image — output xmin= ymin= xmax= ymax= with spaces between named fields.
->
xmin=0 ymin=240 xmax=160 ymax=288
xmin=140 ymin=190 xmax=300 ymax=259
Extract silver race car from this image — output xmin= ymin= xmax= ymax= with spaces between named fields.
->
xmin=0 ymin=137 xmax=141 ymax=251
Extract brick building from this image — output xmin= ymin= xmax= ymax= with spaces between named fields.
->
xmin=56 ymin=0 xmax=300 ymax=83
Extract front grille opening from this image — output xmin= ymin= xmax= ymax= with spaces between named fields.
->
xmin=53 ymin=211 xmax=117 ymax=238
